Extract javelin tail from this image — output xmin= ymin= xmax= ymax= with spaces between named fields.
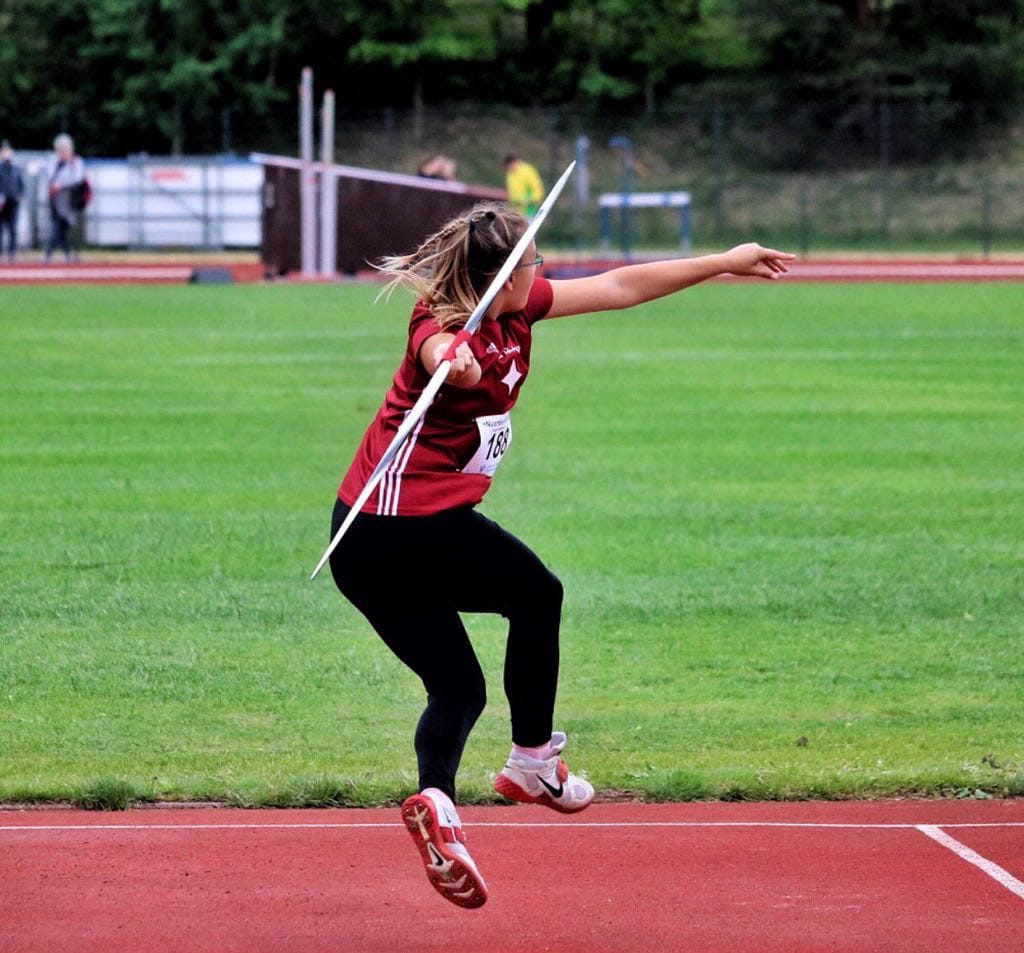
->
xmin=309 ymin=362 xmax=452 ymax=580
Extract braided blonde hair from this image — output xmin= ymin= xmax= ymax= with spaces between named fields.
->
xmin=376 ymin=202 xmax=528 ymax=330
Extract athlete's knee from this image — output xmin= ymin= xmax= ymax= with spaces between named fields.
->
xmin=502 ymin=570 xmax=562 ymax=629
xmin=522 ymin=566 xmax=563 ymax=615
xmin=544 ymin=569 xmax=564 ymax=608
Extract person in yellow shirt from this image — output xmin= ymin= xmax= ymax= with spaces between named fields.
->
xmin=504 ymin=154 xmax=545 ymax=218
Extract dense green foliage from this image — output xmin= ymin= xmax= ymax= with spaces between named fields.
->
xmin=0 ymin=0 xmax=1021 ymax=162
xmin=1 ymin=281 xmax=1021 ymax=807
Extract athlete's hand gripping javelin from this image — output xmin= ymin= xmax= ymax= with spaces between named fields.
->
xmin=428 ymin=338 xmax=481 ymax=387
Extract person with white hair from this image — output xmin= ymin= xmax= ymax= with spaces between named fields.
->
xmin=44 ymin=133 xmax=87 ymax=262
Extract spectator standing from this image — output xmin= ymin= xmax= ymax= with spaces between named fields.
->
xmin=45 ymin=133 xmax=86 ymax=262
xmin=504 ymin=154 xmax=545 ymax=218
xmin=0 ymin=140 xmax=25 ymax=262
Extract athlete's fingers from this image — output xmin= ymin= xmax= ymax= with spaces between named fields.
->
xmin=447 ymin=341 xmax=477 ymax=376
xmin=453 ymin=342 xmax=474 ymax=372
xmin=760 ymin=247 xmax=797 ymax=262
xmin=755 ymin=249 xmax=794 ymax=279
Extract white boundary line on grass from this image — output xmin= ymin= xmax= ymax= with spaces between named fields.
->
xmin=916 ymin=825 xmax=1024 ymax=901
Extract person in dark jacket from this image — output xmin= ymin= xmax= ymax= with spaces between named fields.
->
xmin=0 ymin=140 xmax=26 ymax=262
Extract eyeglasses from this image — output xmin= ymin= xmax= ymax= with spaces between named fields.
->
xmin=514 ymin=255 xmax=544 ymax=270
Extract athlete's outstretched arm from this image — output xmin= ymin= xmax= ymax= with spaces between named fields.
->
xmin=546 ymin=243 xmax=795 ymax=320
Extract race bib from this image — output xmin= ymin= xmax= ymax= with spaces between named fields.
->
xmin=463 ymin=413 xmax=512 ymax=477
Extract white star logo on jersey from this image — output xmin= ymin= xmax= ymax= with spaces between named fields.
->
xmin=501 ymin=360 xmax=523 ymax=394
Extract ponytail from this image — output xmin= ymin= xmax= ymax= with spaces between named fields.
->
xmin=376 ymin=202 xmax=528 ymax=329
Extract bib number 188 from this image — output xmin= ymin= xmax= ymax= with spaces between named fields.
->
xmin=463 ymin=413 xmax=512 ymax=477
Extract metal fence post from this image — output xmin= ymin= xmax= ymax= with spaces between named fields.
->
xmin=609 ymin=135 xmax=634 ymax=260
xmin=574 ymin=134 xmax=589 ymax=255
xmin=299 ymin=67 xmax=318 ymax=277
xmin=981 ymin=178 xmax=993 ymax=259
xmin=877 ymin=99 xmax=891 ymax=239
xmin=201 ymin=160 xmax=210 ymax=249
xmin=799 ymin=176 xmax=811 ymax=257
xmin=712 ymin=103 xmax=725 ymax=239
xmin=319 ymin=90 xmax=338 ymax=277
xmin=130 ymin=154 xmax=145 ymax=249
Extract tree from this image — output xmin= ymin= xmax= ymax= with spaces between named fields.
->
xmin=85 ymin=0 xmax=290 ymax=154
xmin=342 ymin=0 xmax=501 ymax=141
xmin=0 ymin=0 xmax=1021 ymax=161
xmin=0 ymin=0 xmax=101 ymax=149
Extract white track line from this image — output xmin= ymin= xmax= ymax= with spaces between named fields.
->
xmin=917 ymin=825 xmax=1024 ymax=901
xmin=2 ymin=820 xmax=1024 ymax=832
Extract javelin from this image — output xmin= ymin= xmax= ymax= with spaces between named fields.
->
xmin=310 ymin=160 xmax=577 ymax=580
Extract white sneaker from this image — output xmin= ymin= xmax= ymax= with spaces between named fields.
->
xmin=493 ymin=731 xmax=594 ymax=814
xmin=400 ymin=788 xmax=488 ymax=909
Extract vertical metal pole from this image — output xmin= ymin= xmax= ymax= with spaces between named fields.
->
xmin=133 ymin=155 xmax=145 ymax=249
xmin=599 ymin=205 xmax=611 ymax=250
xmin=300 ymin=67 xmax=317 ymax=277
xmin=981 ymin=178 xmax=993 ymax=260
xmin=609 ymin=135 xmax=633 ymax=261
xmin=622 ymin=143 xmax=634 ymax=261
xmin=214 ymin=160 xmax=225 ymax=250
xmin=202 ymin=161 xmax=211 ymax=249
xmin=712 ymin=103 xmax=725 ymax=239
xmin=799 ymin=176 xmax=811 ymax=258
xmin=877 ymin=98 xmax=891 ymax=240
xmin=574 ymin=135 xmax=589 ymax=257
xmin=319 ymin=90 xmax=337 ymax=277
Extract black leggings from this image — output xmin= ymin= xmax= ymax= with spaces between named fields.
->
xmin=328 ymin=499 xmax=562 ymax=801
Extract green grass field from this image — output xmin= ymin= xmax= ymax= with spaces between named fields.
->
xmin=1 ymin=280 xmax=1021 ymax=808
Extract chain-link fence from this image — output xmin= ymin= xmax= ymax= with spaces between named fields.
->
xmin=322 ymin=103 xmax=1024 ymax=256
xmin=621 ymin=171 xmax=1024 ymax=256
xmin=5 ymin=102 xmax=1021 ymax=257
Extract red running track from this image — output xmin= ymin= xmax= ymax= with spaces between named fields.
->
xmin=2 ymin=258 xmax=1024 ymax=285
xmin=3 ymin=800 xmax=1023 ymax=953
xmin=0 ymin=262 xmax=265 ymax=284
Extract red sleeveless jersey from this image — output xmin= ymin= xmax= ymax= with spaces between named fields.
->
xmin=339 ymin=277 xmax=554 ymax=516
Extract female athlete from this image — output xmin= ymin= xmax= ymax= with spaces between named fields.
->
xmin=327 ymin=203 xmax=794 ymax=908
